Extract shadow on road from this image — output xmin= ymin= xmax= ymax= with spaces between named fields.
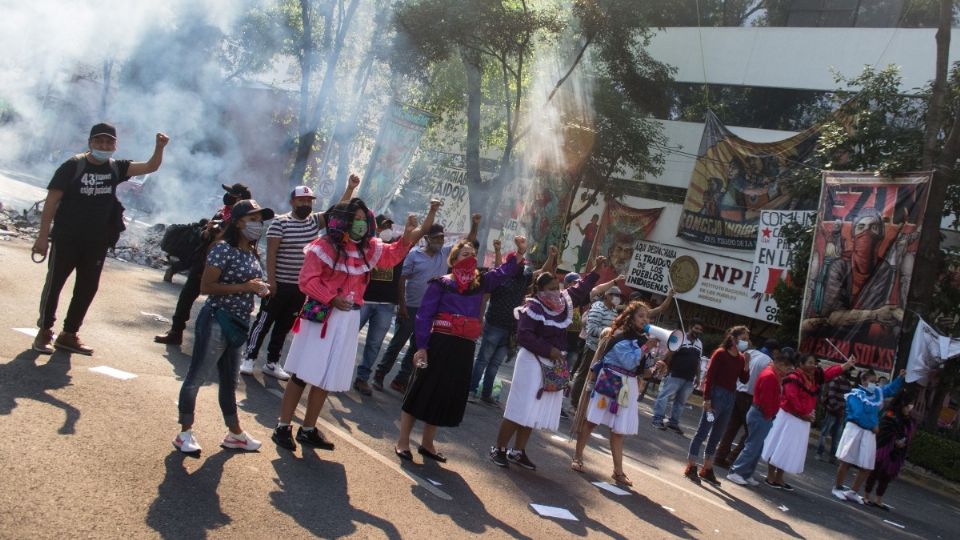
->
xmin=146 ymin=451 xmax=237 ymax=539
xmin=0 ymin=349 xmax=79 ymax=434
xmin=696 ymin=484 xmax=805 ymax=539
xmin=270 ymin=452 xmax=401 ymax=538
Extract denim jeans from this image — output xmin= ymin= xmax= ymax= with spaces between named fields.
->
xmin=817 ymin=413 xmax=843 ymax=457
xmin=355 ymin=302 xmax=396 ymax=382
xmin=178 ymin=304 xmax=243 ymax=427
xmin=374 ymin=306 xmax=418 ymax=384
xmin=688 ymin=386 xmax=736 ymax=461
xmin=470 ymin=324 xmax=511 ymax=397
xmin=652 ymin=375 xmax=695 ymax=426
xmin=730 ymin=406 xmax=774 ymax=478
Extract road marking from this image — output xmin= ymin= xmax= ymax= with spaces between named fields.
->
xmin=662 ymin=505 xmax=676 ymax=513
xmin=530 ymin=503 xmax=578 ymax=521
xmin=89 ymin=365 xmax=137 ymax=380
xmin=884 ymin=520 xmax=906 ymax=529
xmin=12 ymin=327 xmax=38 ymax=337
xmin=265 ymin=388 xmax=452 ymax=501
xmin=778 ymin=504 xmax=789 ymax=512
xmin=593 ymin=481 xmax=630 ymax=496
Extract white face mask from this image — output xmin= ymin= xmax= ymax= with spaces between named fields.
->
xmin=737 ymin=339 xmax=749 ymax=352
xmin=241 ymin=221 xmax=264 ymax=241
xmin=866 ymin=382 xmax=878 ymax=392
xmin=379 ymin=229 xmax=395 ymax=241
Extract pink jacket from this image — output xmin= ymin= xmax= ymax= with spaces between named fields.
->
xmin=299 ymin=236 xmax=412 ymax=305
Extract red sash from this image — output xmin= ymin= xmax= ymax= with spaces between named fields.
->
xmin=431 ymin=312 xmax=482 ymax=340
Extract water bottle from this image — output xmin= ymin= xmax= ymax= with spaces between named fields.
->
xmin=706 ymin=410 xmax=715 ymax=423
xmin=492 ymin=378 xmax=503 ymax=401
xmin=346 ymin=291 xmax=355 ymax=308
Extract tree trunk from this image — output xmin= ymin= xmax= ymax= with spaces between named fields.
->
xmin=462 ymin=47 xmax=484 ymax=190
xmin=289 ymin=0 xmax=318 ymax=186
xmin=922 ymin=0 xmax=952 ymax=168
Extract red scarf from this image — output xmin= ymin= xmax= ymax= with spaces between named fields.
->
xmin=451 ymin=256 xmax=477 ymax=293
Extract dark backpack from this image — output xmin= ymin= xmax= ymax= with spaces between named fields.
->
xmin=71 ymin=155 xmax=126 ymax=248
xmin=161 ymin=223 xmax=204 ymax=261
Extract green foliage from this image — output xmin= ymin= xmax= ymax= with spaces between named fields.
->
xmin=908 ymin=429 xmax=960 ymax=482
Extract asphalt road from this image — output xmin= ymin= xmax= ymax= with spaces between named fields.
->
xmin=0 ymin=236 xmax=958 ymax=539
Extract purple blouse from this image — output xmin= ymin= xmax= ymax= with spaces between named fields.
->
xmin=415 ymin=252 xmax=524 ymax=350
xmin=516 ymin=272 xmax=600 ymax=358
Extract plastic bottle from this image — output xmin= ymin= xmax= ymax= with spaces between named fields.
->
xmin=492 ymin=378 xmax=503 ymax=401
xmin=706 ymin=410 xmax=715 ymax=423
xmin=346 ymin=291 xmax=355 ymax=308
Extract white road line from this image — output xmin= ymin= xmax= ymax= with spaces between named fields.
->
xmin=265 ymin=388 xmax=452 ymax=501
xmin=12 ymin=327 xmax=38 ymax=337
xmin=89 ymin=365 xmax=137 ymax=380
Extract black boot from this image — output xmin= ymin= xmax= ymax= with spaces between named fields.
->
xmin=154 ymin=330 xmax=183 ymax=345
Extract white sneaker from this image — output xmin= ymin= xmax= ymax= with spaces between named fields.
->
xmin=221 ymin=431 xmax=262 ymax=451
xmin=746 ymin=477 xmax=760 ymax=486
xmin=843 ymin=490 xmax=865 ymax=505
xmin=239 ymin=359 xmax=255 ymax=375
xmin=173 ymin=431 xmax=202 ymax=453
xmin=831 ymin=487 xmax=847 ymax=500
xmin=263 ymin=362 xmax=290 ymax=381
xmin=726 ymin=472 xmax=748 ymax=486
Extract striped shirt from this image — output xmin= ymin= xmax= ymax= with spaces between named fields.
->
xmin=267 ymin=212 xmax=322 ymax=284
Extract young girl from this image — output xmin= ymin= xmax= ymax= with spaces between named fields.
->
xmin=488 ymin=259 xmax=604 ymax=470
xmin=272 ymin=197 xmax=439 ymax=452
xmin=571 ymin=301 xmax=657 ymax=486
xmin=395 ymin=236 xmax=527 ymax=463
xmin=864 ymin=390 xmax=917 ymax=510
xmin=174 ymin=200 xmax=274 ymax=454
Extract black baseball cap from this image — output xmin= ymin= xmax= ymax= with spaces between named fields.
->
xmin=375 ymin=214 xmax=394 ymax=228
xmin=222 ymin=182 xmax=252 ymax=199
xmin=231 ymin=199 xmax=275 ymax=222
xmin=427 ymin=224 xmax=444 ymax=237
xmin=89 ymin=123 xmax=117 ymax=140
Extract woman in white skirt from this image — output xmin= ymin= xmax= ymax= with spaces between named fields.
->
xmin=762 ymin=353 xmax=853 ymax=490
xmin=271 ymin=196 xmax=439 ymax=452
xmin=571 ymin=301 xmax=657 ymax=487
xmin=488 ymin=259 xmax=606 ymax=471
xmin=832 ymin=368 xmax=905 ymax=504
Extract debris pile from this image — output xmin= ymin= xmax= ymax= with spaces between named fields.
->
xmin=109 ymin=221 xmax=168 ymax=269
xmin=0 ymin=202 xmax=42 ymax=240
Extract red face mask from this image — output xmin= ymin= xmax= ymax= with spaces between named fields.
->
xmin=452 ymin=256 xmax=477 ymax=292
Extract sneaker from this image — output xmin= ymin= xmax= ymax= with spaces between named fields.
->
xmin=54 ymin=332 xmax=93 ymax=355
xmin=507 ymin=449 xmax=536 ymax=470
xmin=480 ymin=395 xmax=500 ymax=408
xmin=32 ymin=329 xmax=55 ymax=354
xmin=389 ymin=379 xmax=407 ymax=393
xmin=766 ymin=479 xmax=783 ymax=490
xmin=843 ymin=489 xmax=864 ymax=504
xmin=746 ymin=477 xmax=760 ymax=487
xmin=272 ymin=425 xmax=297 ymax=451
xmin=296 ymin=426 xmax=335 ymax=450
xmin=154 ymin=330 xmax=183 ymax=345
xmin=263 ymin=362 xmax=290 ymax=381
xmin=652 ymin=420 xmax=667 ymax=430
xmin=683 ymin=464 xmax=701 ymax=485
xmin=781 ymin=482 xmax=795 ymax=492
xmin=353 ymin=378 xmax=373 ymax=396
xmin=726 ymin=472 xmax=748 ymax=486
xmin=173 ymin=431 xmax=202 ymax=454
xmin=489 ymin=447 xmax=509 ymax=468
xmin=667 ymin=424 xmax=684 ymax=436
xmin=371 ymin=375 xmax=385 ymax=392
xmin=221 ymin=431 xmax=262 ymax=451
xmin=699 ymin=467 xmax=721 ymax=487
xmin=239 ymin=359 xmax=255 ymax=375
xmin=832 ymin=487 xmax=847 ymax=500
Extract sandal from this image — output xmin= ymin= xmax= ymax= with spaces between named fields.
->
xmin=417 ymin=445 xmax=448 ymax=463
xmin=612 ymin=471 xmax=633 ymax=487
xmin=394 ymin=447 xmax=413 ymax=461
xmin=571 ymin=458 xmax=585 ymax=473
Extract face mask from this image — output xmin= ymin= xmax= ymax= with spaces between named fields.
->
xmin=538 ymin=290 xmax=563 ymax=311
xmin=241 ymin=221 xmax=264 ymax=241
xmin=90 ymin=149 xmax=114 ymax=161
xmin=293 ymin=205 xmax=312 ymax=219
xmin=427 ymin=238 xmax=444 ymax=251
xmin=349 ymin=219 xmax=368 ymax=241
xmin=737 ymin=339 xmax=749 ymax=352
xmin=451 ymin=256 xmax=477 ymax=292
xmin=379 ymin=229 xmax=395 ymax=242
xmin=865 ymin=382 xmax=878 ymax=392
xmin=610 ymin=296 xmax=622 ymax=307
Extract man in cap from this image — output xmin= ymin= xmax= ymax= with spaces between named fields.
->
xmin=240 ymin=177 xmax=360 ymax=376
xmin=569 ymin=284 xmax=622 ymax=408
xmin=371 ymin=214 xmax=480 ymax=393
xmin=32 ymin=123 xmax=169 ymax=354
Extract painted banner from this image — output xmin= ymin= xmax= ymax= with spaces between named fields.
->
xmin=360 ymin=102 xmax=433 ymax=214
xmin=626 ymin=239 xmax=778 ymax=322
xmin=523 ymin=171 xmax=575 ymax=261
xmin=586 ymin=200 xmax=663 ymax=287
xmin=799 ymin=171 xmax=932 ymax=372
xmin=677 ymin=111 xmax=820 ymax=250
xmin=750 ymin=210 xmax=817 ymax=294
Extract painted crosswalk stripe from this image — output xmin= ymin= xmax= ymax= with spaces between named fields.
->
xmin=12 ymin=327 xmax=38 ymax=337
xmin=89 ymin=366 xmax=138 ymax=380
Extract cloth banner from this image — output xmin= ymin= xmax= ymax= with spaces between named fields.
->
xmin=586 ymin=200 xmax=663 ymax=287
xmin=750 ymin=210 xmax=817 ymax=294
xmin=360 ymin=102 xmax=433 ymax=214
xmin=906 ymin=318 xmax=960 ymax=387
xmin=799 ymin=171 xmax=932 ymax=372
xmin=524 ymin=172 xmax=575 ymax=261
xmin=677 ymin=111 xmax=820 ymax=250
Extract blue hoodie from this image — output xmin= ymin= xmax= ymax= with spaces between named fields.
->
xmin=844 ymin=376 xmax=904 ymax=430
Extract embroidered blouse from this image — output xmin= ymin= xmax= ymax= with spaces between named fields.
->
xmin=298 ymin=235 xmax=412 ymax=305
xmin=515 ymin=272 xmax=600 ymax=358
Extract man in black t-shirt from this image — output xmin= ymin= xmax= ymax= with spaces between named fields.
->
xmin=651 ymin=320 xmax=704 ymax=433
xmin=32 ymin=123 xmax=169 ymax=355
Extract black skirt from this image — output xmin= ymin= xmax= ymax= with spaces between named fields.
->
xmin=401 ymin=332 xmax=476 ymax=427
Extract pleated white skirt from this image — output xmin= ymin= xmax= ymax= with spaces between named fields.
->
xmin=761 ymin=410 xmax=811 ymax=474
xmin=586 ymin=375 xmax=640 ymax=435
xmin=282 ymin=309 xmax=361 ymax=392
xmin=502 ymin=347 xmax=566 ymax=431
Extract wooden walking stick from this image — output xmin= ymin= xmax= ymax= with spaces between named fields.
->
xmin=570 ymin=332 xmax=612 ymax=437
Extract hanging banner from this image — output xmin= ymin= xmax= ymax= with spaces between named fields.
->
xmin=906 ymin=318 xmax=960 ymax=387
xmin=586 ymin=200 xmax=663 ymax=287
xmin=750 ymin=210 xmax=817 ymax=294
xmin=799 ymin=171 xmax=932 ymax=372
xmin=677 ymin=111 xmax=820 ymax=250
xmin=523 ymin=171 xmax=576 ymax=260
xmin=360 ymin=102 xmax=433 ymax=214
xmin=627 ymin=239 xmax=779 ymax=322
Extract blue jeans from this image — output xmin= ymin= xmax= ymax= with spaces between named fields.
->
xmin=688 ymin=386 xmax=735 ymax=461
xmin=652 ymin=375 xmax=695 ymax=427
xmin=730 ymin=406 xmax=774 ymax=478
xmin=470 ymin=324 xmax=511 ymax=397
xmin=374 ymin=306 xmax=418 ymax=384
xmin=178 ymin=305 xmax=243 ymax=427
xmin=355 ymin=302 xmax=396 ymax=382
xmin=817 ymin=413 xmax=843 ymax=457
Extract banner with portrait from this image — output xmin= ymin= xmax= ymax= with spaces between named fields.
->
xmin=677 ymin=111 xmax=820 ymax=250
xmin=586 ymin=200 xmax=663 ymax=286
xmin=360 ymin=102 xmax=433 ymax=214
xmin=799 ymin=171 xmax=932 ymax=372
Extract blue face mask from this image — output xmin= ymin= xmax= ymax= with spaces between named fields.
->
xmin=90 ymin=149 xmax=114 ymax=161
